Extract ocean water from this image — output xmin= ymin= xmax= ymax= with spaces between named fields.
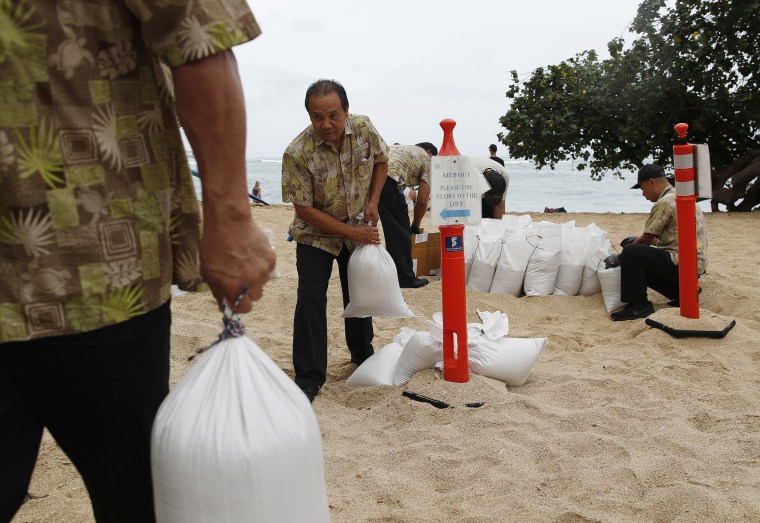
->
xmin=189 ymin=157 xmax=712 ymax=214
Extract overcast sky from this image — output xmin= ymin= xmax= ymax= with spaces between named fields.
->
xmin=234 ymin=0 xmax=644 ymax=159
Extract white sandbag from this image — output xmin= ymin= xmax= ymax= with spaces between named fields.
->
xmin=393 ymin=331 xmax=443 ymax=386
xmin=467 ymin=220 xmax=506 ymax=291
xmin=598 ymin=265 xmax=626 ymax=314
xmin=500 ymin=214 xmax=533 ymax=231
xmin=346 ymin=342 xmax=404 ymax=386
xmin=467 ymin=238 xmax=502 ymax=291
xmin=553 ymin=224 xmax=590 ymax=296
xmin=469 ymin=336 xmax=547 ymax=386
xmin=463 ymin=225 xmax=480 ymax=277
xmin=475 ymin=309 xmax=510 ymax=339
xmin=523 ymin=221 xmax=566 ymax=296
xmin=579 ymin=235 xmax=612 ymax=296
xmin=343 ymin=243 xmax=414 ymax=318
xmin=347 ymin=326 xmax=416 ymax=386
xmin=490 ymin=229 xmax=537 ymax=295
xmin=152 ymin=335 xmax=330 ymax=523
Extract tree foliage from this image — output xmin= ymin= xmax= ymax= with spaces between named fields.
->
xmin=499 ymin=0 xmax=760 ymax=210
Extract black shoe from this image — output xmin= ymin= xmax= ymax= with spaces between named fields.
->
xmin=300 ymin=385 xmax=320 ymax=403
xmin=400 ymin=277 xmax=429 ymax=288
xmin=611 ymin=301 xmax=655 ymax=321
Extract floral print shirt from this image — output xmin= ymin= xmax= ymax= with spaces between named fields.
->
xmin=644 ymin=186 xmax=708 ymax=274
xmin=0 ymin=0 xmax=260 ymax=342
xmin=281 ymin=114 xmax=389 ymax=256
xmin=388 ymin=144 xmax=431 ymax=189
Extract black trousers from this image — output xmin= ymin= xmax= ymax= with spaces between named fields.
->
xmin=0 ymin=301 xmax=171 ymax=523
xmin=378 ymin=176 xmax=417 ymax=285
xmin=293 ymin=243 xmax=373 ymax=391
xmin=620 ymin=243 xmax=679 ymax=305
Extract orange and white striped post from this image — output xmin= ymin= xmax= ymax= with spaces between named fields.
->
xmin=673 ymin=123 xmax=700 ymax=319
xmin=438 ymin=118 xmax=469 ymax=383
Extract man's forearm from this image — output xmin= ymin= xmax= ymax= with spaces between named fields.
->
xmin=172 ymin=50 xmax=250 ymax=220
xmin=294 ymin=205 xmax=380 ymax=245
xmin=295 ymin=205 xmax=353 ymax=237
xmin=170 ymin=50 xmax=276 ymax=309
xmin=412 ymin=181 xmax=430 ymax=228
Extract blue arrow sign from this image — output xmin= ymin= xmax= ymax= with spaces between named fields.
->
xmin=440 ymin=208 xmax=472 ymax=220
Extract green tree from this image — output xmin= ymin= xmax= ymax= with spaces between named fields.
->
xmin=499 ymin=0 xmax=760 ymax=211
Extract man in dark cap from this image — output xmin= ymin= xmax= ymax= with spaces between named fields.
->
xmin=605 ymin=164 xmax=708 ymax=321
xmin=488 ymin=144 xmax=505 ymax=166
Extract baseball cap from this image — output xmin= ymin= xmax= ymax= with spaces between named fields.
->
xmin=415 ymin=142 xmax=438 ymax=156
xmin=631 ymin=163 xmax=665 ymax=189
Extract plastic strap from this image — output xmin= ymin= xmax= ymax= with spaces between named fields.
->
xmin=188 ymin=286 xmax=249 ymax=361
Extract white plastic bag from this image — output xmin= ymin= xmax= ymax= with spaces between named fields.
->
xmin=468 ymin=336 xmax=547 ymax=386
xmin=490 ymin=229 xmax=537 ymax=296
xmin=553 ymin=224 xmax=590 ymax=296
xmin=463 ymin=225 xmax=480 ymax=277
xmin=151 ymin=334 xmax=330 ymax=523
xmin=475 ymin=309 xmax=510 ymax=339
xmin=343 ymin=243 xmax=414 ymax=318
xmin=578 ymin=226 xmax=610 ymax=296
xmin=346 ymin=342 xmax=403 ymax=386
xmin=598 ymin=265 xmax=626 ymax=314
xmin=346 ymin=327 xmax=415 ymax=387
xmin=393 ymin=331 xmax=443 ymax=386
xmin=523 ymin=222 xmax=565 ymax=296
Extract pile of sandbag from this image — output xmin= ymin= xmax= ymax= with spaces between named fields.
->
xmin=347 ymin=310 xmax=546 ymax=388
xmin=464 ymin=217 xmax=622 ymax=305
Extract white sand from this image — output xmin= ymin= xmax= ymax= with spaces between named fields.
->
xmin=14 ymin=207 xmax=760 ymax=522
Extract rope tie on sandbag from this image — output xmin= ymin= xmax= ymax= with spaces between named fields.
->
xmin=188 ymin=285 xmax=249 ymax=361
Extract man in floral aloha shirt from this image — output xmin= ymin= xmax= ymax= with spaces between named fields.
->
xmin=282 ymin=79 xmax=389 ymax=403
xmin=0 ymin=1 xmax=275 ymax=520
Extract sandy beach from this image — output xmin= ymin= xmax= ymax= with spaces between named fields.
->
xmin=13 ymin=206 xmax=760 ymax=522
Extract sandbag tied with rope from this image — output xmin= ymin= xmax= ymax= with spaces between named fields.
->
xmin=151 ymin=289 xmax=330 ymax=523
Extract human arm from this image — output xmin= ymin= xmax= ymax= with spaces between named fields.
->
xmin=404 ymin=187 xmax=417 ymax=204
xmin=172 ymin=50 xmax=275 ymax=312
xmin=362 ymin=161 xmax=388 ymax=226
xmin=634 ymin=233 xmax=658 ymax=245
xmin=293 ymin=205 xmax=380 ymax=244
xmin=411 ymin=180 xmax=430 ymax=232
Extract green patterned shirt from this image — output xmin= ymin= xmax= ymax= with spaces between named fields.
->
xmin=281 ymin=114 xmax=389 ymax=256
xmin=388 ymin=144 xmax=431 ymax=189
xmin=0 ymin=0 xmax=260 ymax=342
xmin=644 ymin=186 xmax=708 ymax=274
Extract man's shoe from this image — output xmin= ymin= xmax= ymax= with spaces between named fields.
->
xmin=400 ymin=277 xmax=429 ymax=288
xmin=611 ymin=301 xmax=655 ymax=321
xmin=300 ymin=385 xmax=321 ymax=403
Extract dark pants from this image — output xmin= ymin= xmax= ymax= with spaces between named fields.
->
xmin=620 ymin=243 xmax=679 ymax=305
xmin=293 ymin=243 xmax=373 ymax=391
xmin=0 ymin=302 xmax=171 ymax=523
xmin=378 ymin=176 xmax=417 ymax=285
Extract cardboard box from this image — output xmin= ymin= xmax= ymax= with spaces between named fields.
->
xmin=411 ymin=232 xmax=441 ymax=277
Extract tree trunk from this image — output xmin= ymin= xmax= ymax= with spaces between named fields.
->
xmin=710 ymin=149 xmax=760 ymax=212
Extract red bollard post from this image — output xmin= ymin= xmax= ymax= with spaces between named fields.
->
xmin=673 ymin=123 xmax=700 ymax=319
xmin=438 ymin=119 xmax=469 ymax=383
